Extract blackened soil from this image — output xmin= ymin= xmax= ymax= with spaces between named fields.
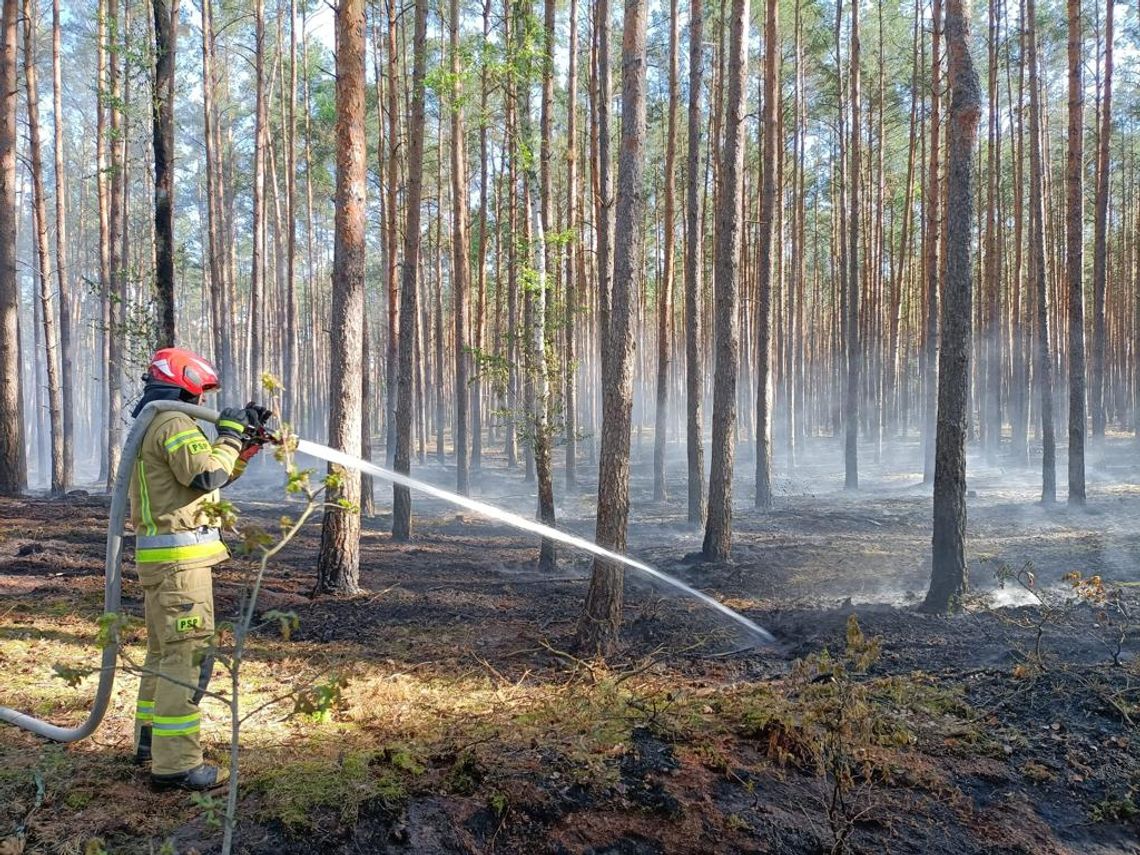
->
xmin=4 ymin=436 xmax=1140 ymax=855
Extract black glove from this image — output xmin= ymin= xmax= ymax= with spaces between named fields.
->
xmin=244 ymin=401 xmax=274 ymax=428
xmin=216 ymin=407 xmax=255 ymax=445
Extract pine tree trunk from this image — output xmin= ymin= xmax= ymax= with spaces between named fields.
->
xmin=317 ymin=0 xmax=367 ymax=594
xmin=701 ymin=0 xmax=749 ymax=560
xmin=1010 ymin=5 xmax=1029 ymax=465
xmin=922 ymin=0 xmax=942 ymax=484
xmin=23 ymin=0 xmax=65 ymax=494
xmin=361 ymin=314 xmax=375 ymax=516
xmin=844 ymin=0 xmax=861 ymax=490
xmin=510 ymin=0 xmax=556 ymax=569
xmin=887 ymin=0 xmax=920 ymax=440
xmin=393 ymin=0 xmax=429 ymax=541
xmin=1090 ymin=0 xmax=1111 ymax=441
xmin=106 ymin=0 xmax=124 ymax=493
xmin=754 ymin=0 xmax=777 ymax=509
xmin=789 ymin=0 xmax=805 ymax=449
xmin=1026 ymin=0 xmax=1056 ymax=502
xmin=925 ymin=0 xmax=980 ymax=613
xmin=576 ymin=0 xmax=648 ymax=655
xmin=684 ymin=0 xmax=705 ymax=526
xmin=982 ymin=0 xmax=1001 ymax=461
xmin=152 ymin=0 xmax=177 ymax=347
xmin=50 ymin=0 xmax=72 ymax=489
xmin=450 ymin=0 xmax=470 ymax=495
xmin=0 ymin=0 xmax=24 ymax=494
xmin=385 ymin=0 xmax=400 ymax=465
xmin=285 ymin=0 xmax=299 ymax=419
xmin=793 ymin=0 xmax=807 ymax=447
xmin=503 ymin=0 xmax=518 ymax=469
xmin=95 ymin=0 xmax=110 ymax=486
xmin=653 ymin=0 xmax=679 ymax=502
xmin=202 ymin=0 xmax=228 ymax=379
xmin=533 ymin=0 xmax=556 ymax=567
xmin=433 ymin=161 xmax=445 ymax=465
xmin=1065 ymin=0 xmax=1086 ymax=504
xmin=594 ymin=0 xmax=614 ymax=384
xmin=250 ymin=0 xmax=267 ymax=395
xmin=473 ymin=0 xmax=491 ymax=473
xmin=563 ymin=0 xmax=579 ymax=488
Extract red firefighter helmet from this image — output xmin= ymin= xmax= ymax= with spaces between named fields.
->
xmin=147 ymin=348 xmax=220 ymax=397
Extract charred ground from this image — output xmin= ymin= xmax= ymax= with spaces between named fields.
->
xmin=2 ymin=436 xmax=1140 ymax=854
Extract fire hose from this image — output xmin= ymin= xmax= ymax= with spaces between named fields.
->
xmin=2 ymin=401 xmax=777 ymax=744
xmin=0 ymin=401 xmax=225 ymax=742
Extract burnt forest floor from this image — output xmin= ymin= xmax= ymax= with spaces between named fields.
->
xmin=2 ymin=433 xmax=1140 ymax=854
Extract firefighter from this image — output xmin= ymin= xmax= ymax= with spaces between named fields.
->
xmin=129 ymin=347 xmax=271 ymax=790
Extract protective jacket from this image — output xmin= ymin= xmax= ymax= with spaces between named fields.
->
xmin=128 ymin=409 xmax=248 ymax=776
xmin=129 ymin=410 xmax=248 ymax=571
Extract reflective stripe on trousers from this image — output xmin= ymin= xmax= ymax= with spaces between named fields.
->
xmin=152 ymin=711 xmax=201 ymax=737
xmin=135 ymin=564 xmax=216 ymax=774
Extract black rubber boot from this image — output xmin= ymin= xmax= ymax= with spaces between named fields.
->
xmin=135 ymin=726 xmax=153 ymax=765
xmin=151 ymin=763 xmax=221 ymax=792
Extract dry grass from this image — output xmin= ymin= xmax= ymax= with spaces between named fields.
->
xmin=0 ymin=584 xmax=703 ymax=852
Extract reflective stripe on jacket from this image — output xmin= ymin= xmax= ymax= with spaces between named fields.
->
xmin=135 ymin=527 xmax=226 ymax=565
xmin=129 ymin=411 xmax=247 ymax=573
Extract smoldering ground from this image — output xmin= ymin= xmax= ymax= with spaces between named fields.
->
xmin=8 ymin=407 xmax=1140 ymax=853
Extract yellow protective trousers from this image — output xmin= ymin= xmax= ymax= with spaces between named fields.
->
xmin=133 ymin=564 xmax=216 ymax=775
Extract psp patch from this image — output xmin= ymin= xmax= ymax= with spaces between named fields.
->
xmin=176 ymin=615 xmax=202 ymax=633
xmin=188 ymin=439 xmax=210 ymax=455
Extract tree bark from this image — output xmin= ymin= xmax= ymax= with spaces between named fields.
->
xmin=844 ymin=0 xmax=861 ymax=490
xmin=23 ymin=0 xmax=65 ymax=494
xmin=533 ymin=0 xmax=556 ymax=567
xmin=393 ymin=0 xmax=429 ymax=541
xmin=1065 ymin=0 xmax=1085 ymax=504
xmin=106 ymin=0 xmax=124 ymax=493
xmin=653 ymin=0 xmax=679 ymax=502
xmin=317 ymin=0 xmax=367 ymax=595
xmin=1026 ymin=0 xmax=1056 ymax=502
xmin=982 ymin=0 xmax=1001 ymax=461
xmin=450 ymin=0 xmax=470 ymax=495
xmin=594 ymin=0 xmax=614 ymax=385
xmin=701 ymin=0 xmax=749 ymax=560
xmin=576 ymin=0 xmax=648 ymax=655
xmin=564 ymin=0 xmax=579 ymax=488
xmin=433 ymin=152 xmax=445 ymax=465
xmin=887 ymin=0 xmax=920 ymax=440
xmin=285 ymin=0 xmax=299 ymax=419
xmin=503 ymin=0 xmax=518 ymax=469
xmin=95 ymin=0 xmax=110 ymax=486
xmin=250 ymin=0 xmax=267 ymax=395
xmin=1090 ymin=0 xmax=1112 ymax=441
xmin=754 ymin=0 xmax=777 ymax=509
xmin=474 ymin=0 xmax=491 ymax=473
xmin=925 ymin=0 xmax=980 ymax=613
xmin=787 ymin=0 xmax=804 ymax=460
xmin=684 ymin=0 xmax=705 ymax=526
xmin=202 ymin=0 xmax=229 ymax=381
xmin=385 ymin=0 xmax=400 ymax=465
xmin=1009 ymin=2 xmax=1029 ymax=464
xmin=511 ymin=0 xmax=557 ymax=569
xmin=51 ymin=0 xmax=72 ymax=488
xmin=152 ymin=0 xmax=177 ymax=347
xmin=0 ymin=0 xmax=24 ymax=494
xmin=922 ymin=0 xmax=942 ymax=485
